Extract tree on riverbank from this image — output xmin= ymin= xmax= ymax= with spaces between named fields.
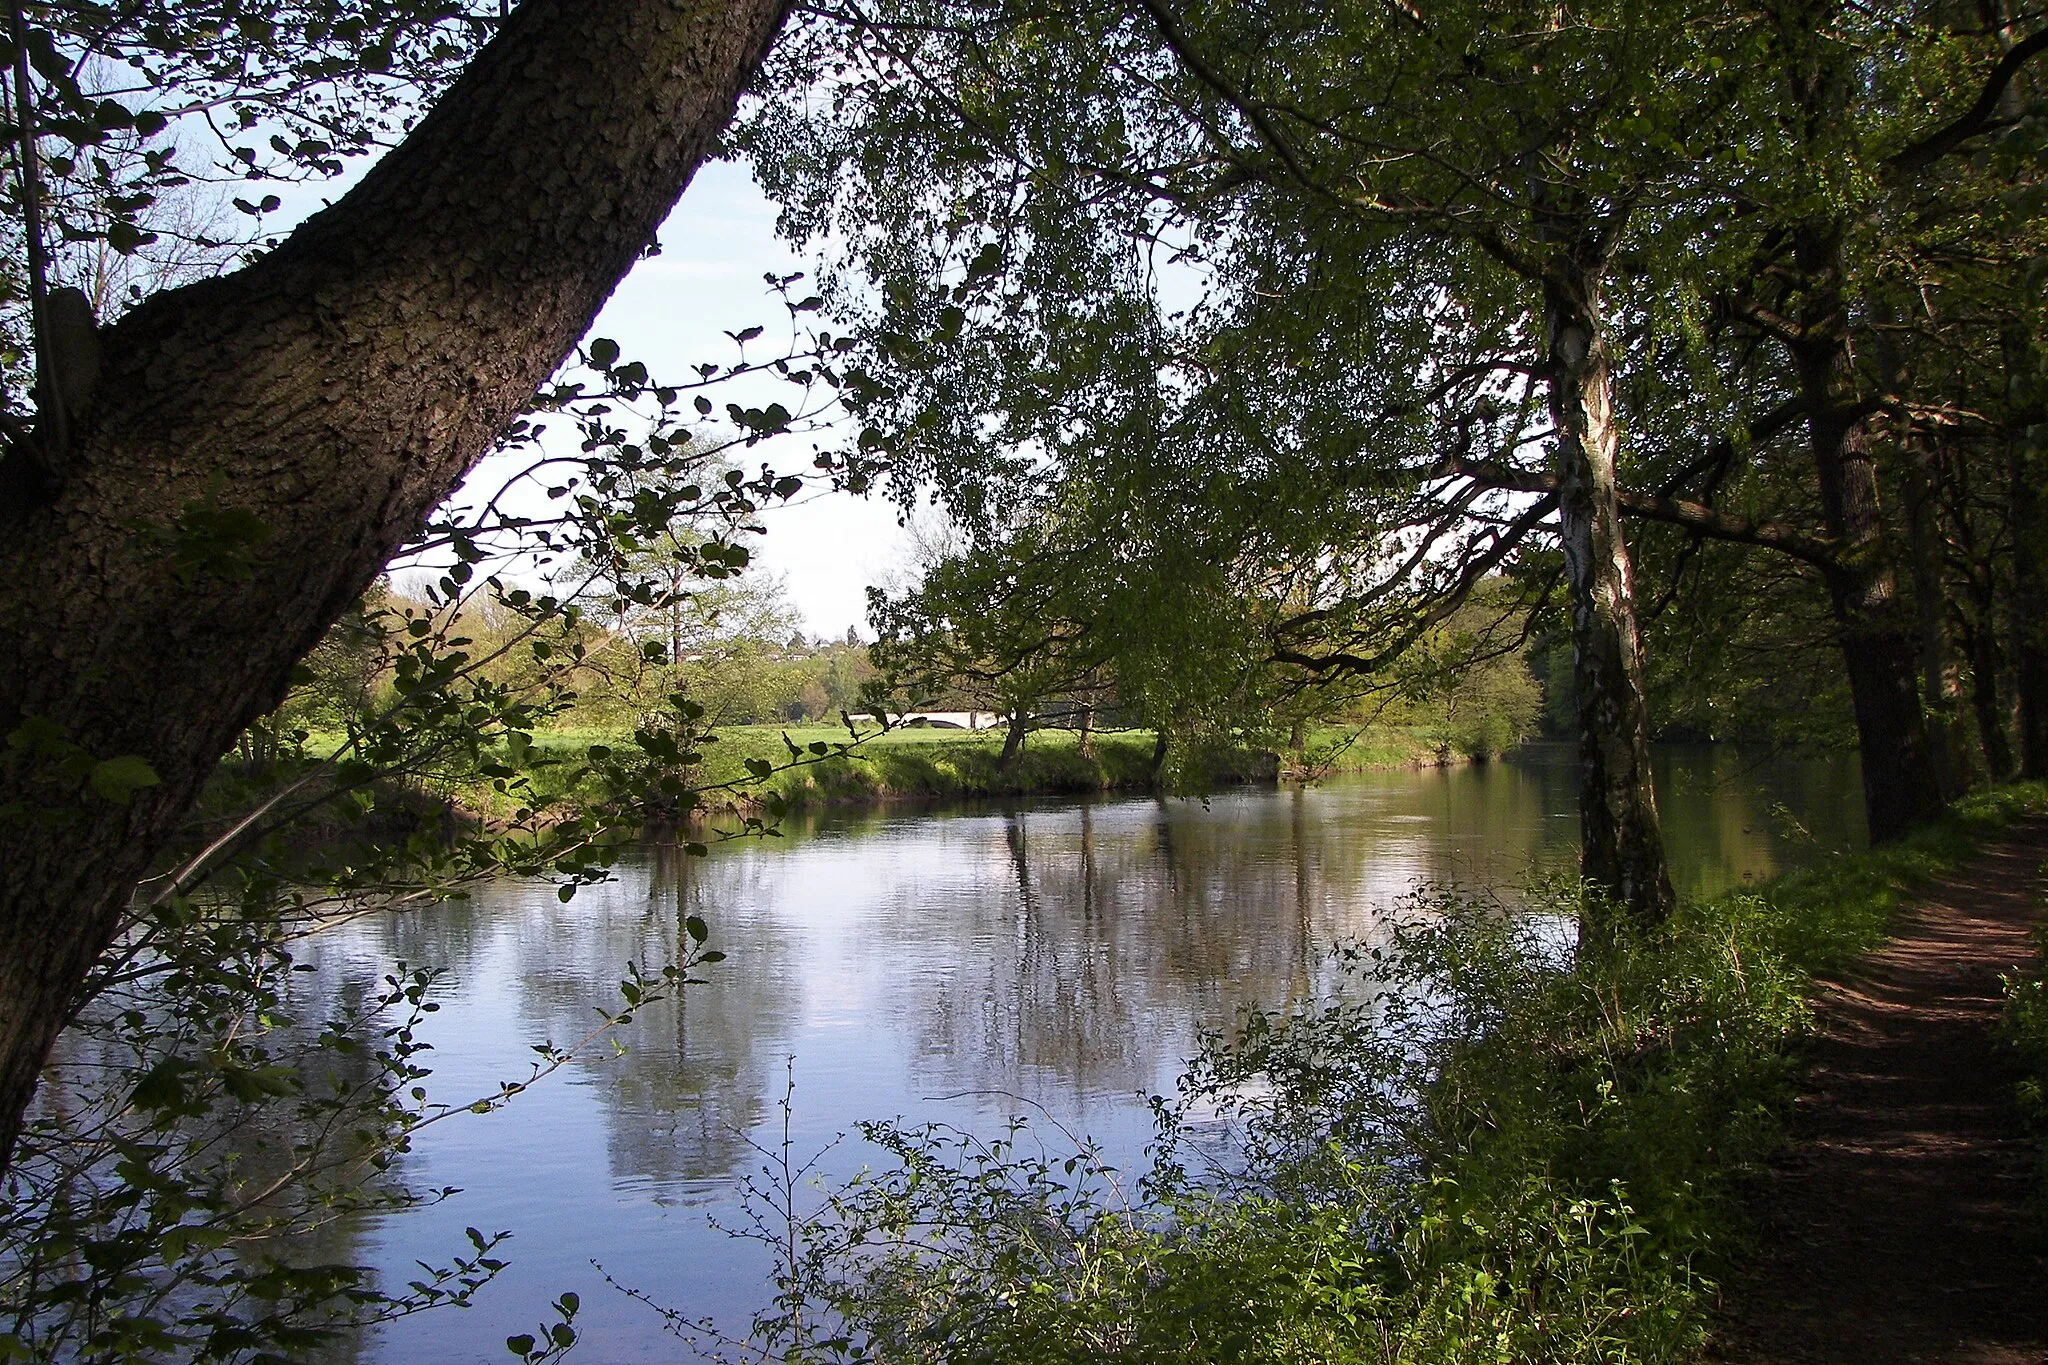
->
xmin=0 ymin=0 xmax=790 ymax=1182
xmin=740 ymin=0 xmax=2048 ymax=917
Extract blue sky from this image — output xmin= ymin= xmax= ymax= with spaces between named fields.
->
xmin=267 ymin=150 xmax=911 ymax=640
xmin=563 ymin=160 xmax=913 ymax=639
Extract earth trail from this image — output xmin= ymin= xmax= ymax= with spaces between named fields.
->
xmin=1712 ymin=818 xmax=2048 ymax=1364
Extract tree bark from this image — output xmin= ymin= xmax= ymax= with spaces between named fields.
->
xmin=1788 ymin=230 xmax=1944 ymax=843
xmin=998 ymin=709 xmax=1029 ymax=772
xmin=2014 ymin=432 xmax=2048 ymax=779
xmin=0 ymin=0 xmax=790 ymax=1172
xmin=1962 ymin=602 xmax=2016 ymax=781
xmin=1902 ymin=449 xmax=1969 ymax=797
xmin=2007 ymin=322 xmax=2048 ymax=779
xmin=1541 ymin=256 xmax=1676 ymax=931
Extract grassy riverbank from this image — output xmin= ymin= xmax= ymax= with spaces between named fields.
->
xmin=743 ymin=784 xmax=2048 ymax=1364
xmin=508 ymin=722 xmax=1460 ymax=813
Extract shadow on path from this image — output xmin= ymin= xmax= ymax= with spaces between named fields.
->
xmin=1713 ymin=819 xmax=2048 ymax=1364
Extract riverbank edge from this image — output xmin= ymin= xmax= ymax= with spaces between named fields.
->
xmin=661 ymin=724 xmax=1483 ymax=816
xmin=1444 ymin=781 xmax=2048 ymax=1363
xmin=197 ymin=725 xmax=1485 ymax=857
xmin=767 ymin=782 xmax=2048 ymax=1363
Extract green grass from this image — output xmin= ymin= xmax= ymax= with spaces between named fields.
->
xmin=297 ymin=720 xmax=1498 ymax=819
xmin=1291 ymin=725 xmax=1464 ymax=774
xmin=532 ymin=721 xmax=1469 ymax=812
xmin=504 ymin=723 xmax=1286 ymax=812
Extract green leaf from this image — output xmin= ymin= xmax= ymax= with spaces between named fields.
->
xmin=89 ymin=754 xmax=160 ymax=804
xmin=684 ymin=915 xmax=708 ymax=944
xmin=129 ymin=1056 xmax=195 ymax=1110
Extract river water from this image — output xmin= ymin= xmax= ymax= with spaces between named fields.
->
xmin=306 ymin=743 xmax=1861 ymax=1362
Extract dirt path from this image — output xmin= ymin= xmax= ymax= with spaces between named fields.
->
xmin=1711 ymin=819 xmax=2048 ymax=1364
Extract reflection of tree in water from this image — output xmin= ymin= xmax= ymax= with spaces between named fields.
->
xmin=587 ymin=843 xmax=803 ymax=1194
xmin=1649 ymin=746 xmax=1867 ymax=899
xmin=27 ymin=958 xmax=413 ymax=1365
xmin=289 ymin=846 xmax=803 ymax=1198
xmin=875 ymin=752 xmax=1857 ymax=1111
xmin=884 ymin=774 xmax=1572 ymax=1106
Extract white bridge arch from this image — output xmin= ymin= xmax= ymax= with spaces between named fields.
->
xmin=894 ymin=710 xmax=999 ymax=730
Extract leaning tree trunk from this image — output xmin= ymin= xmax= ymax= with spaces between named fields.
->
xmin=1542 ymin=258 xmax=1676 ymax=931
xmin=0 ymin=0 xmax=791 ymax=1173
xmin=998 ymin=709 xmax=1030 ymax=772
xmin=1789 ymin=230 xmax=1944 ymax=843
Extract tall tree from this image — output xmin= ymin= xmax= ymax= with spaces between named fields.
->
xmin=0 ymin=0 xmax=791 ymax=1171
xmin=744 ymin=0 xmax=1806 ymax=925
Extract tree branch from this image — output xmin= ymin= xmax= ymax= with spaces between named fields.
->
xmin=1450 ymin=456 xmax=1836 ymax=568
xmin=6 ymin=0 xmax=62 ymax=471
xmin=1270 ymin=492 xmax=1557 ymax=676
xmin=1888 ymin=27 xmax=2048 ymax=173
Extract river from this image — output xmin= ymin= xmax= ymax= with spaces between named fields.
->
xmin=303 ymin=742 xmax=1862 ymax=1362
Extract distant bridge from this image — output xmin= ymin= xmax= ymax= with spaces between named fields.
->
xmin=895 ymin=710 xmax=1000 ymax=730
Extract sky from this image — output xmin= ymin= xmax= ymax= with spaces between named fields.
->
xmin=569 ymin=161 xmax=915 ymax=640
xmin=264 ymin=151 xmax=914 ymax=641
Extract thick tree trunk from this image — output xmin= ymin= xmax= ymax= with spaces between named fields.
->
xmin=2014 ymin=439 xmax=2048 ymax=779
xmin=998 ymin=710 xmax=1029 ymax=772
xmin=0 ymin=0 xmax=790 ymax=1172
xmin=1808 ymin=415 xmax=1943 ymax=841
xmin=1541 ymin=261 xmax=1675 ymax=930
xmin=1790 ymin=231 xmax=1943 ymax=843
xmin=1902 ymin=453 xmax=1969 ymax=797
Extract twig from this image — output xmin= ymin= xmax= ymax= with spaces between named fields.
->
xmin=6 ymin=0 xmax=62 ymax=465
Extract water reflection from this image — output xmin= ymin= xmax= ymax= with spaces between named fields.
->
xmin=303 ymin=744 xmax=1858 ymax=1362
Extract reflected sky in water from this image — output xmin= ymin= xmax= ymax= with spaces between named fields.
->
xmin=306 ymin=743 xmax=1861 ymax=1362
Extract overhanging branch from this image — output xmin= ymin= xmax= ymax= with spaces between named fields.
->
xmin=1450 ymin=456 xmax=1836 ymax=569
xmin=1889 ymin=28 xmax=2048 ymax=173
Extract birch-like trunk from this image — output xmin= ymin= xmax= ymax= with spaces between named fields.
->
xmin=1542 ymin=261 xmax=1675 ymax=930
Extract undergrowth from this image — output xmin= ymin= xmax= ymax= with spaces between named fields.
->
xmin=1998 ymin=898 xmax=2048 ymax=1223
xmin=667 ymin=783 xmax=2044 ymax=1365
